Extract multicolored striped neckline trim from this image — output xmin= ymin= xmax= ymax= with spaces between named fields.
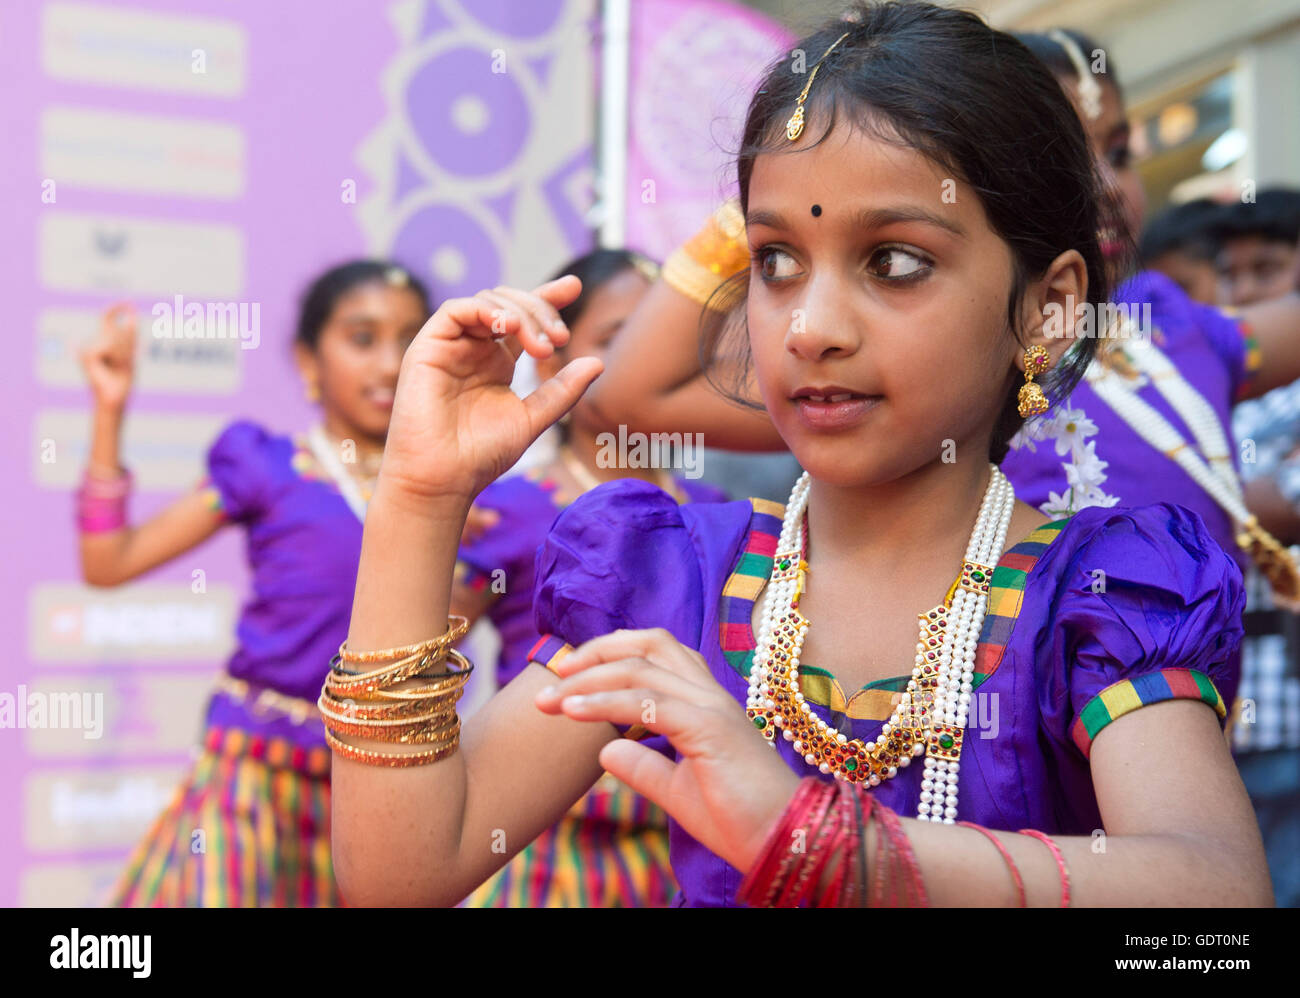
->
xmin=717 ymin=498 xmax=1068 ymax=719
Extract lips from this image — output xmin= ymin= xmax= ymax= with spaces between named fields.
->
xmin=364 ymin=387 xmax=395 ymax=410
xmin=790 ymin=385 xmax=881 ymax=431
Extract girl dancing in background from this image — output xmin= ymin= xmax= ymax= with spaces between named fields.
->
xmin=327 ymin=2 xmax=1270 ymax=906
xmin=456 ymin=248 xmax=726 ymax=907
xmin=79 ymin=261 xmax=428 ymax=907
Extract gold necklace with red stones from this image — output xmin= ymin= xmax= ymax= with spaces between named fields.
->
xmin=744 ymin=465 xmax=1015 ymax=823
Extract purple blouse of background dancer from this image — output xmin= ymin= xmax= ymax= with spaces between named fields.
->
xmin=1003 ymin=269 xmax=1255 ymax=564
xmin=526 ymin=479 xmax=1243 ymax=908
xmin=200 ymin=420 xmax=365 ymax=748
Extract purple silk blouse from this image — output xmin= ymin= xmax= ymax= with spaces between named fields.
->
xmin=200 ymin=421 xmax=363 ymax=748
xmin=527 ymin=479 xmax=1243 ymax=907
xmin=457 ymin=467 xmax=728 ymax=686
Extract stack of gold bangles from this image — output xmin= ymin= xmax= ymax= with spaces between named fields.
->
xmin=318 ymin=616 xmax=473 ymax=767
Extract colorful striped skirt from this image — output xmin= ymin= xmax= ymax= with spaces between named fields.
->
xmin=106 ymin=724 xmax=341 ymax=907
xmin=462 ymin=771 xmax=677 ymax=907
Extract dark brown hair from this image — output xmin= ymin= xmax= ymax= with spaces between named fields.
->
xmin=702 ymin=1 xmax=1127 ymax=462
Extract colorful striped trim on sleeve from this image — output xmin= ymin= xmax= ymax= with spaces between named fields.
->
xmin=527 ymin=635 xmax=649 ymax=741
xmin=528 ymin=634 xmax=574 ymax=674
xmin=1070 ymin=667 xmax=1226 ymax=758
xmin=972 ymin=519 xmax=1069 ymax=687
xmin=718 ymin=498 xmax=784 ymax=677
xmin=195 ymin=476 xmax=228 ymax=519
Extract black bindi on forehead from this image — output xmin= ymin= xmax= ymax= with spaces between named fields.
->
xmin=811 ymin=204 xmax=822 ymax=217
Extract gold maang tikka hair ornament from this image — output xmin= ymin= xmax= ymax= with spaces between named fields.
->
xmin=786 ymin=31 xmax=851 ymax=141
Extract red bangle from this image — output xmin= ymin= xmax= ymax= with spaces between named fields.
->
xmin=958 ymin=821 xmax=1026 ymax=907
xmin=775 ymin=781 xmax=837 ymax=907
xmin=808 ymin=782 xmax=855 ymax=907
xmin=1018 ymin=828 xmax=1071 ymax=907
xmin=737 ymin=778 xmax=822 ymax=906
xmin=767 ymin=780 xmax=835 ymax=906
xmin=873 ymin=800 xmax=928 ymax=907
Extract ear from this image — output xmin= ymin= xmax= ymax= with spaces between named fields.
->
xmin=1013 ymin=248 xmax=1089 ymax=372
xmin=293 ymin=341 xmax=320 ymax=393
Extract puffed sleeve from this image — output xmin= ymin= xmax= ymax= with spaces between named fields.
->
xmin=529 ymin=479 xmax=707 ymax=738
xmin=1032 ymin=502 xmax=1244 ymax=760
xmin=204 ymin=420 xmax=275 ymax=523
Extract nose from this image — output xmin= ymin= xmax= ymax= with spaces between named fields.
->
xmin=377 ymin=339 xmax=404 ymax=379
xmin=784 ymin=276 xmax=860 ymax=363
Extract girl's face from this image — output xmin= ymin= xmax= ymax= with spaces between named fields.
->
xmin=1062 ymin=75 xmax=1145 ymax=251
xmin=744 ymin=124 xmax=1032 ymax=487
xmin=297 ymin=281 xmax=427 ymax=439
xmin=539 ymin=266 xmax=652 ymax=427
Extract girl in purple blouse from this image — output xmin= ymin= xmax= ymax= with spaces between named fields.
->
xmin=332 ymin=2 xmax=1271 ymax=907
xmin=78 ymin=261 xmax=430 ymax=907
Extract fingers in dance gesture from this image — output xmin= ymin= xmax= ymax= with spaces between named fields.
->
xmin=378 ymin=275 xmax=603 ymax=510
xmin=534 ymin=627 xmax=802 ymax=874
xmin=80 ymin=302 xmax=138 ymax=412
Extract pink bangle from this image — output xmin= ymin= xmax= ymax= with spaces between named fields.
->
xmin=77 ymin=468 xmax=131 ymax=533
xmin=1018 ymin=828 xmax=1071 ymax=907
xmin=958 ymin=821 xmax=1026 ymax=907
xmin=80 ymin=468 xmax=132 ymax=495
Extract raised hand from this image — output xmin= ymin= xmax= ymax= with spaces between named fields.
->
xmin=378 ymin=276 xmax=603 ymax=508
xmin=533 ymin=627 xmax=802 ymax=873
xmin=80 ymin=303 xmax=138 ymax=411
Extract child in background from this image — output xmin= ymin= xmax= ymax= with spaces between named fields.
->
xmin=1139 ymin=198 xmax=1225 ymax=305
xmin=1215 ymin=189 xmax=1300 ymax=308
xmin=80 ymin=261 xmax=429 ymax=907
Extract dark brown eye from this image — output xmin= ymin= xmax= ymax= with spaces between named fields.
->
xmin=758 ymin=247 xmax=799 ymax=280
xmin=869 ymin=247 xmax=927 ymax=279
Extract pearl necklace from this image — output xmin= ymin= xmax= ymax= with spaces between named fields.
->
xmin=746 ymin=465 xmax=1016 ymax=824
xmin=1086 ymin=334 xmax=1300 ymax=600
xmin=306 ymin=425 xmax=376 ymax=523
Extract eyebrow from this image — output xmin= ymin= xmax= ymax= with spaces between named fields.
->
xmin=746 ymin=205 xmax=966 ymax=238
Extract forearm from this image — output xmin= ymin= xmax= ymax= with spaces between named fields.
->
xmin=1242 ymin=475 xmax=1300 ymax=545
xmin=770 ymin=795 xmax=1270 ymax=908
xmin=87 ymin=403 xmax=125 ymax=472
xmin=1237 ymin=292 xmax=1300 ymax=397
xmin=899 ymin=820 xmax=1270 ymax=907
xmin=331 ymin=481 xmax=481 ymax=905
xmin=80 ymin=489 xmax=222 ymax=586
xmin=584 ymin=280 xmax=714 ymax=429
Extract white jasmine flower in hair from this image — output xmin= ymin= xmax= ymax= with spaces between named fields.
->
xmin=1049 ymin=407 xmax=1098 ymax=457
xmin=1064 ymin=440 xmax=1109 ymax=493
xmin=1040 ymin=491 xmax=1077 ymax=518
xmin=1009 ymin=414 xmax=1054 ymax=453
xmin=1075 ymin=488 xmax=1121 ymax=510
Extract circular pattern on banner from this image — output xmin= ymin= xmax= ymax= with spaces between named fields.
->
xmin=633 ymin=7 xmax=784 ymax=187
xmin=404 ymin=45 xmax=530 ymax=177
xmin=391 ymin=203 xmax=501 ymax=300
